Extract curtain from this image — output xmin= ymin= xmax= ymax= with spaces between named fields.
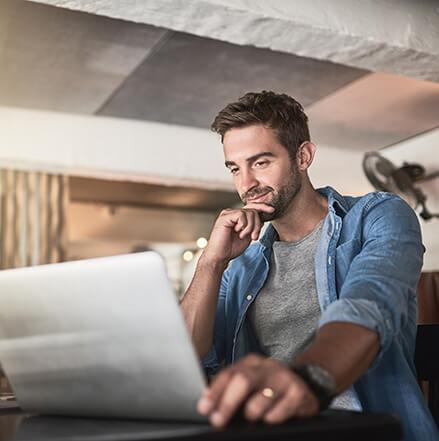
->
xmin=0 ymin=169 xmax=69 ymax=269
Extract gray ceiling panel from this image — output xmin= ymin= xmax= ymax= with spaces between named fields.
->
xmin=98 ymin=32 xmax=368 ymax=129
xmin=0 ymin=0 xmax=167 ymax=113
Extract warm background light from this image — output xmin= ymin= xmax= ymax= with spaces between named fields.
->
xmin=182 ymin=250 xmax=194 ymax=262
xmin=196 ymin=237 xmax=208 ymax=249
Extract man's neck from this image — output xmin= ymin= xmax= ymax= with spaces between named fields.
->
xmin=272 ymin=184 xmax=328 ymax=242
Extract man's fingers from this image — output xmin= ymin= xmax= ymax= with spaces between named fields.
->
xmin=251 ymin=213 xmax=263 ymax=241
xmin=244 ymin=388 xmax=282 ymax=421
xmin=201 ymin=355 xmax=266 ymax=427
xmin=234 ymin=212 xmax=248 ymax=233
xmin=263 ymin=393 xmax=298 ymax=424
xmin=197 ymin=389 xmax=212 ymax=415
xmin=197 ymin=369 xmax=232 ymax=416
xmin=239 ymin=209 xmax=265 ymax=240
xmin=212 ymin=372 xmax=254 ymax=427
xmin=199 ymin=355 xmax=320 ymax=428
xmin=235 ymin=210 xmax=261 ymax=240
xmin=263 ymin=383 xmax=316 ymax=424
xmin=243 ymin=365 xmax=297 ymax=422
xmin=220 ymin=206 xmax=272 ymax=239
xmin=239 ymin=212 xmax=256 ymax=239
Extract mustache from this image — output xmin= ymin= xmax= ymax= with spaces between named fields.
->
xmin=241 ymin=187 xmax=274 ymax=203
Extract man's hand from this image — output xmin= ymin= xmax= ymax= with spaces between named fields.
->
xmin=202 ymin=204 xmax=275 ymax=266
xmin=181 ymin=203 xmax=273 ymax=359
xmin=197 ymin=354 xmax=319 ymax=427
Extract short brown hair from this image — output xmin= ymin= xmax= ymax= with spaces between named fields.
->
xmin=211 ymin=91 xmax=310 ymax=158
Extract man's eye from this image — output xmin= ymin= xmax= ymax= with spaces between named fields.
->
xmin=229 ymin=168 xmax=239 ymax=175
xmin=254 ymin=160 xmax=268 ymax=168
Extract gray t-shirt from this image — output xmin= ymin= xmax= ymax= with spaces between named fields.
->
xmin=248 ymin=220 xmax=323 ymax=362
xmin=248 ymin=219 xmax=360 ymax=410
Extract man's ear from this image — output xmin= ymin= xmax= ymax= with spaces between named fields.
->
xmin=296 ymin=141 xmax=316 ymax=172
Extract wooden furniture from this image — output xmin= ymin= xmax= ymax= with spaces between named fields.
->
xmin=415 ymin=324 xmax=439 ymax=427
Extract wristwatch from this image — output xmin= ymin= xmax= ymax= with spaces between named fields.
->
xmin=292 ymin=364 xmax=336 ymax=411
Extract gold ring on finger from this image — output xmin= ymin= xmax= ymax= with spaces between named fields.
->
xmin=261 ymin=387 xmax=275 ymax=399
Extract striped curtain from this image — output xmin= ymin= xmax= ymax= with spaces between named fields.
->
xmin=0 ymin=169 xmax=69 ymax=269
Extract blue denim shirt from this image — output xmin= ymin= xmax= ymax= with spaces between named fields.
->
xmin=203 ymin=186 xmax=438 ymax=441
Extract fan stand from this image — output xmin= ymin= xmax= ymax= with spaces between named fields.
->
xmin=418 ymin=200 xmax=439 ymax=221
xmin=400 ymin=163 xmax=439 ymax=220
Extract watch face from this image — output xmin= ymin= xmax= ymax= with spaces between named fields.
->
xmin=307 ymin=364 xmax=336 ymax=393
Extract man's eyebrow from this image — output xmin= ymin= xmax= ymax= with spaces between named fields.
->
xmin=224 ymin=152 xmax=275 ymax=168
xmin=247 ymin=152 xmax=275 ymax=163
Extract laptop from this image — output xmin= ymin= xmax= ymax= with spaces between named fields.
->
xmin=0 ymin=252 xmax=207 ymax=421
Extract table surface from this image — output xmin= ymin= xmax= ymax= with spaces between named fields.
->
xmin=0 ymin=401 xmax=402 ymax=441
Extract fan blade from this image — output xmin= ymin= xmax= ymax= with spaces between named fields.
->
xmin=363 ymin=152 xmax=396 ymax=192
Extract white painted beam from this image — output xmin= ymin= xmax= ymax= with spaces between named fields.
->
xmin=0 ymin=106 xmax=232 ymax=190
xmin=0 ymin=106 xmax=371 ymax=196
xmin=27 ymin=0 xmax=439 ymax=82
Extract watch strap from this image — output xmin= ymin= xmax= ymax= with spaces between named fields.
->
xmin=292 ymin=364 xmax=336 ymax=411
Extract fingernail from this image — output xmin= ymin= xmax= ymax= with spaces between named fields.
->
xmin=210 ymin=411 xmax=224 ymax=427
xmin=197 ymin=397 xmax=212 ymax=414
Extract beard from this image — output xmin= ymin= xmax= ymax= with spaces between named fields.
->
xmin=241 ymin=168 xmax=302 ymax=222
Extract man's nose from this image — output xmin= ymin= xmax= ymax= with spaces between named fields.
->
xmin=239 ymin=170 xmax=258 ymax=194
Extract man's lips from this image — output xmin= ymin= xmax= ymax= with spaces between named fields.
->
xmin=246 ymin=192 xmax=271 ymax=203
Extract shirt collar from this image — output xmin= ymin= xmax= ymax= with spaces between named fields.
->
xmin=260 ymin=186 xmax=348 ymax=248
xmin=317 ymin=186 xmax=349 ymax=217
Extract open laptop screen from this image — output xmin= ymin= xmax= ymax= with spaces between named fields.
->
xmin=0 ymin=252 xmax=206 ymax=421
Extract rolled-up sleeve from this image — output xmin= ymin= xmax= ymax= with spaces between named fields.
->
xmin=319 ymin=196 xmax=424 ymax=364
xmin=202 ymin=268 xmax=229 ymax=378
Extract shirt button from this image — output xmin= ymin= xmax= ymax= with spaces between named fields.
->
xmin=246 ymin=294 xmax=253 ymax=301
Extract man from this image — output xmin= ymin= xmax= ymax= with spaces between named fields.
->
xmin=181 ymin=91 xmax=438 ymax=441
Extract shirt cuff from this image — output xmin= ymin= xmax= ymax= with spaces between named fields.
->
xmin=319 ymin=298 xmax=393 ymax=371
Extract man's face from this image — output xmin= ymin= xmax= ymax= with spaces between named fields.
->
xmin=223 ymin=124 xmax=302 ymax=221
